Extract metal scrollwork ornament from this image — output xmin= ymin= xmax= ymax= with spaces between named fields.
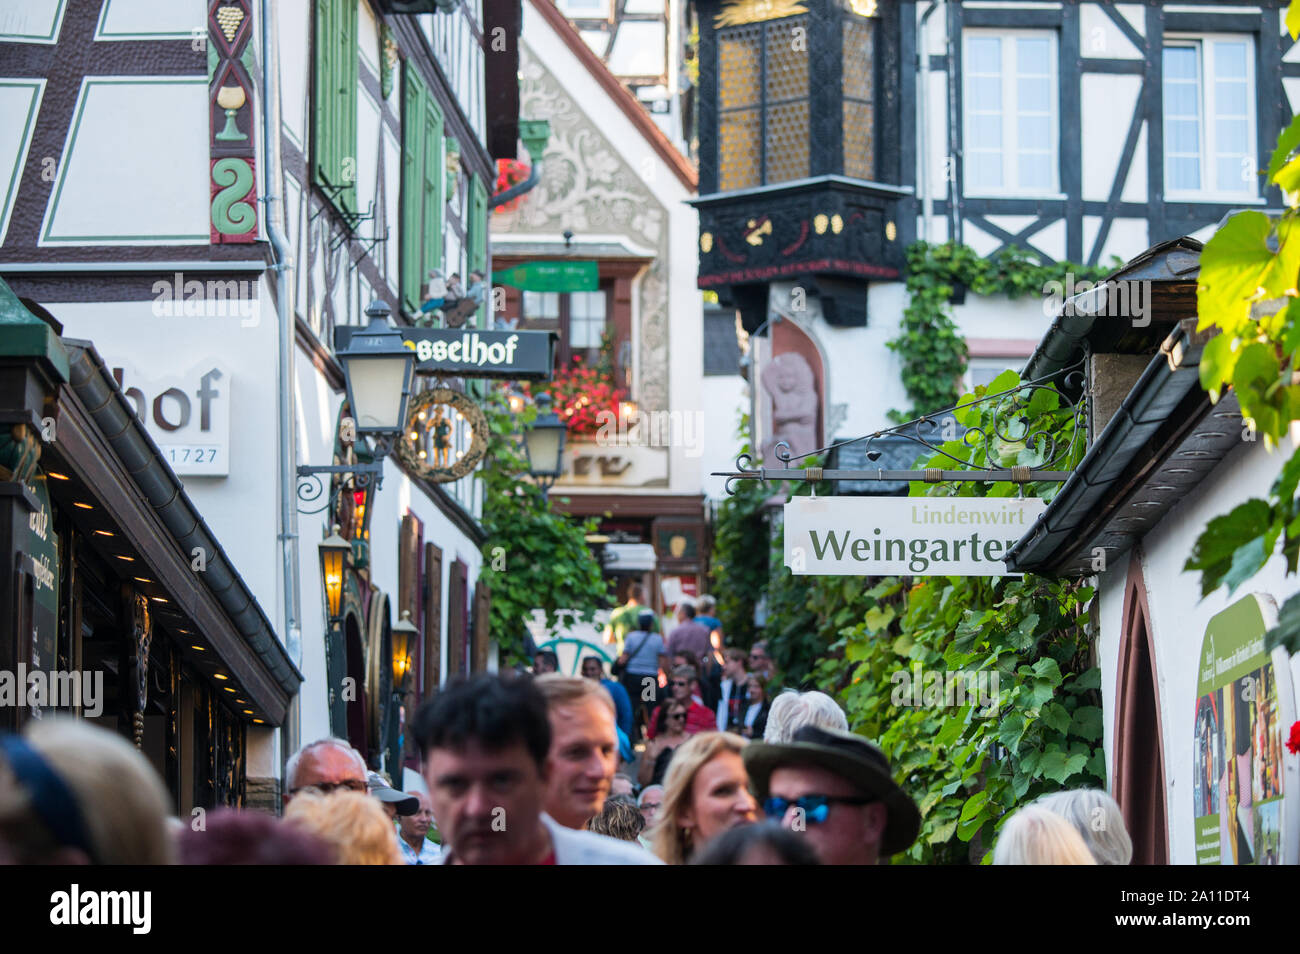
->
xmin=396 ymin=388 xmax=489 ymax=483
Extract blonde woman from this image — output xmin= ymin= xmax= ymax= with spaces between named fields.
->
xmin=648 ymin=731 xmax=758 ymax=864
xmin=992 ymin=804 xmax=1098 ymax=865
xmin=0 ymin=718 xmax=173 ymax=864
xmin=284 ymin=790 xmax=404 ymax=864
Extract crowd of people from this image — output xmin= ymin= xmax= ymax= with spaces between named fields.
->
xmin=0 ymin=593 xmax=1134 ymax=866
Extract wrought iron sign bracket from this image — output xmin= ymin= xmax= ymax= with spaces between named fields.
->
xmin=714 ymin=462 xmax=1073 ymax=495
xmin=715 ymin=366 xmax=1086 ymax=495
xmin=346 ymin=226 xmax=391 ymax=267
xmin=295 ymin=461 xmax=383 ymax=515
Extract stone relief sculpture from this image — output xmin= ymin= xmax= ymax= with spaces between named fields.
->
xmin=761 ymin=352 xmax=819 ymax=467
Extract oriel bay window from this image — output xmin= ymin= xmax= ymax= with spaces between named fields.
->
xmin=693 ymin=0 xmax=903 ymax=332
xmin=709 ymin=0 xmax=883 ymax=192
xmin=717 ymin=16 xmax=810 ymax=190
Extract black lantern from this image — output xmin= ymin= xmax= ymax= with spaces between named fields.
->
xmin=318 ymin=525 xmax=351 ymax=623
xmin=338 ymin=300 xmax=415 ymax=443
xmin=522 ymin=392 xmax=566 ymax=495
xmin=390 ymin=610 xmax=419 ymax=695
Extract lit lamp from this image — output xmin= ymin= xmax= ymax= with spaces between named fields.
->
xmin=522 ymin=392 xmax=566 ymax=497
xmin=338 ymin=300 xmax=416 ymax=446
xmin=318 ymin=525 xmax=350 ymax=623
xmin=390 ymin=610 xmax=419 ymax=694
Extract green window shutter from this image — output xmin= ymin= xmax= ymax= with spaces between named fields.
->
xmin=313 ymin=0 xmax=358 ymax=215
xmin=469 ymin=176 xmax=488 ymax=277
xmin=401 ymin=65 xmax=428 ymax=314
xmin=421 ymin=95 xmax=445 ymax=288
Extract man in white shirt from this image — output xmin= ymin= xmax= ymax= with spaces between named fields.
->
xmin=716 ymin=647 xmax=750 ymax=731
xmin=397 ymin=790 xmax=443 ymax=865
xmin=412 ymin=673 xmax=660 ymax=865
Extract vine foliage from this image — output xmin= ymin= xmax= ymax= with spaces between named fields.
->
xmin=1185 ymin=4 xmax=1300 ymax=652
xmin=889 ymin=242 xmax=1114 ymax=421
xmin=477 ymin=390 xmax=609 ymax=664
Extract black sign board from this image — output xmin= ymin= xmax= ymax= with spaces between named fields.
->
xmin=335 ymin=327 xmax=555 ymax=381
xmin=828 ymin=430 xmax=966 ymax=496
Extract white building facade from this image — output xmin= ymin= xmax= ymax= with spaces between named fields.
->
xmin=0 ymin=0 xmax=520 ymax=808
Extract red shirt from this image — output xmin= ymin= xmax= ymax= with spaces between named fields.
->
xmin=646 ymin=701 xmax=715 ymax=738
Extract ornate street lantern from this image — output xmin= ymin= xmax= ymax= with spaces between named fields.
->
xmin=390 ymin=610 xmax=419 ymax=694
xmin=318 ymin=525 xmax=350 ymax=623
xmin=338 ymin=300 xmax=416 ymax=444
xmin=522 ymin=393 xmax=566 ymax=495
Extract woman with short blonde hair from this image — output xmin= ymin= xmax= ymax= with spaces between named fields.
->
xmin=992 ymin=804 xmax=1098 ymax=865
xmin=647 ymin=731 xmax=757 ymax=865
xmin=284 ymin=790 xmax=404 ymax=865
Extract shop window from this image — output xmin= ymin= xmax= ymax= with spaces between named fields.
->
xmin=314 ymin=0 xmax=359 ymax=215
xmin=962 ymin=30 xmax=1058 ymax=195
xmin=1162 ymin=36 xmax=1256 ymax=199
xmin=717 ymin=15 xmax=809 ymax=190
xmin=401 ymin=66 xmax=446 ymax=314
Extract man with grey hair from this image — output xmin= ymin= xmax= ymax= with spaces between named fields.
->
xmin=282 ymin=737 xmax=368 ymax=808
xmin=1036 ymin=788 xmax=1133 ymax=865
xmin=763 ymin=690 xmax=849 ymax=743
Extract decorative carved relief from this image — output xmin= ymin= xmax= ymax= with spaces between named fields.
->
xmin=209 ymin=0 xmax=257 ymax=243
xmin=761 ymin=351 xmax=818 ymax=466
xmin=493 ymin=47 xmax=672 ymax=413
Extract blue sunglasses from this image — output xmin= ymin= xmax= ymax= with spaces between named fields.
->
xmin=762 ymin=794 xmax=878 ymax=825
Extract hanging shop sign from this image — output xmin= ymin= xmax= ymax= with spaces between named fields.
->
xmin=26 ymin=473 xmax=59 ymax=714
xmin=335 ymin=327 xmax=555 ymax=380
xmin=783 ymin=496 xmax=1046 ymax=576
xmin=111 ymin=360 xmax=231 ymax=476
xmin=1192 ymin=593 xmax=1298 ymax=865
xmin=395 ymin=388 xmax=489 ymax=483
xmin=491 ymin=261 xmax=598 ymax=293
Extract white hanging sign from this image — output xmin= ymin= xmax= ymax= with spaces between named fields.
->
xmin=783 ymin=496 xmax=1046 ymax=576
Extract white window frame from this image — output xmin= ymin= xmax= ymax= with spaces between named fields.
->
xmin=556 ymin=0 xmax=613 ymax=19
xmin=1162 ymin=33 xmax=1259 ymax=203
xmin=962 ymin=357 xmax=1024 ymax=396
xmin=961 ymin=29 xmax=1061 ymax=199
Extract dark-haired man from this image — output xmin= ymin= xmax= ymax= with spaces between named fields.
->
xmin=410 ymin=674 xmax=660 ymax=865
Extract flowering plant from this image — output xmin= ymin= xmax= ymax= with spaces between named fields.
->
xmin=523 ymin=356 xmax=628 ymax=437
xmin=494 ymin=159 xmax=531 ymax=213
xmin=1287 ymin=720 xmax=1300 ymax=755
